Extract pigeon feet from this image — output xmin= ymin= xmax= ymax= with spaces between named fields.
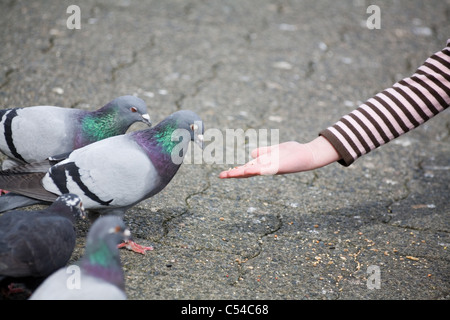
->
xmin=1 ymin=283 xmax=30 ymax=299
xmin=0 ymin=189 xmax=9 ymax=195
xmin=118 ymin=240 xmax=153 ymax=255
xmin=7 ymin=283 xmax=24 ymax=294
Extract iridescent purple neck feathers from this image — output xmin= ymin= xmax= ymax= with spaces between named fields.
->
xmin=131 ymin=118 xmax=188 ymax=181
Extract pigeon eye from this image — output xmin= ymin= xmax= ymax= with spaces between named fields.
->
xmin=190 ymin=124 xmax=198 ymax=131
xmin=130 ymin=107 xmax=138 ymax=113
xmin=108 ymin=226 xmax=122 ymax=234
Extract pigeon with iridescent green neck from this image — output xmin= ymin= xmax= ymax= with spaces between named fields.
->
xmin=0 ymin=110 xmax=204 ymax=253
xmin=29 ymin=216 xmax=130 ymax=300
xmin=0 ymin=95 xmax=151 ymax=169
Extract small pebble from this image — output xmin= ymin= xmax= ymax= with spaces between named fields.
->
xmin=52 ymin=87 xmax=64 ymax=95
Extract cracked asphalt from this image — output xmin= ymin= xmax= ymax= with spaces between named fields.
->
xmin=0 ymin=0 xmax=449 ymax=300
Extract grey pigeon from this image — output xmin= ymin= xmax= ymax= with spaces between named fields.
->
xmin=29 ymin=216 xmax=130 ymax=300
xmin=0 ymin=95 xmax=151 ymax=169
xmin=0 ymin=110 xmax=204 ymax=253
xmin=0 ymin=194 xmax=85 ymax=296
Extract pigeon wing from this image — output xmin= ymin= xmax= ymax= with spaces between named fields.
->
xmin=42 ymin=134 xmax=161 ymax=210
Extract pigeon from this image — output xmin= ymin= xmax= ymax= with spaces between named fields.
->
xmin=0 ymin=110 xmax=204 ymax=253
xmin=0 ymin=193 xmax=85 ymax=296
xmin=29 ymin=216 xmax=130 ymax=300
xmin=0 ymin=95 xmax=151 ymax=169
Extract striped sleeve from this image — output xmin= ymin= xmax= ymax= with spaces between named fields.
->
xmin=320 ymin=39 xmax=450 ymax=166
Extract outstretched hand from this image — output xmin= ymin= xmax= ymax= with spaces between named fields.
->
xmin=219 ymin=137 xmax=340 ymax=179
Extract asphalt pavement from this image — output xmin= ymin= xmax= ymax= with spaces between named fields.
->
xmin=0 ymin=0 xmax=448 ymax=301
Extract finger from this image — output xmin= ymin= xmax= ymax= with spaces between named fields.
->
xmin=219 ymin=166 xmax=244 ymax=178
xmin=251 ymin=145 xmax=273 ymax=159
xmin=219 ymin=170 xmax=235 ymax=178
xmin=219 ymin=168 xmax=250 ymax=179
xmin=219 ymin=158 xmax=257 ymax=178
xmin=219 ymin=164 xmax=262 ymax=179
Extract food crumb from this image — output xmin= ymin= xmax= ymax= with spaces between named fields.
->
xmin=406 ymin=256 xmax=419 ymax=261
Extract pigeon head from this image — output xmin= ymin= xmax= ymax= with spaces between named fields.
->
xmin=173 ymin=110 xmax=204 ymax=150
xmin=108 ymin=95 xmax=151 ymax=127
xmin=49 ymin=193 xmax=86 ymax=221
xmin=155 ymin=110 xmax=204 ymax=152
xmin=81 ymin=216 xmax=130 ymax=288
xmin=130 ymin=110 xmax=204 ymax=175
xmin=77 ymin=96 xmax=151 ymax=147
xmin=86 ymin=216 xmax=131 ymax=251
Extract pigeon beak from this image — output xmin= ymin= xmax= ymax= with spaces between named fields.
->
xmin=123 ymin=228 xmax=131 ymax=241
xmin=141 ymin=113 xmax=152 ymax=126
xmin=195 ymin=134 xmax=204 ymax=150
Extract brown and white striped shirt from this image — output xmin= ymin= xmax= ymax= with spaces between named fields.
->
xmin=320 ymin=39 xmax=450 ymax=166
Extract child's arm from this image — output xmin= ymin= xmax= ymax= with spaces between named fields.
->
xmin=219 ymin=136 xmax=340 ymax=178
xmin=220 ymin=39 xmax=450 ymax=179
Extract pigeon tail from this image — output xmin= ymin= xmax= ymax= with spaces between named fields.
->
xmin=0 ymin=193 xmax=45 ymax=213
xmin=0 ymin=170 xmax=58 ymax=205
